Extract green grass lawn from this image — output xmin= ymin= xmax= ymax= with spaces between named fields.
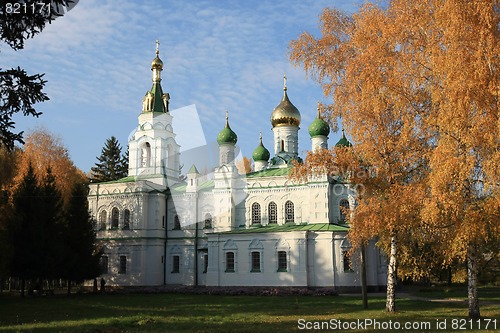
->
xmin=0 ymin=289 xmax=498 ymax=333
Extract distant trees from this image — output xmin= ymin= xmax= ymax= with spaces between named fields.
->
xmin=91 ymin=136 xmax=128 ymax=182
xmin=290 ymin=0 xmax=500 ymax=318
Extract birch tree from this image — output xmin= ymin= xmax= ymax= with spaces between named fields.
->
xmin=290 ymin=0 xmax=500 ymax=317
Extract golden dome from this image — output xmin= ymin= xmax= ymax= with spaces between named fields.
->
xmin=270 ymin=75 xmax=301 ymax=127
xmin=151 ymin=40 xmax=163 ymax=70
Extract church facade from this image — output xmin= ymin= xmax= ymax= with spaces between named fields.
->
xmin=87 ymin=45 xmax=387 ymax=290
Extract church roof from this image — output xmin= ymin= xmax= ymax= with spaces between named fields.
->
xmin=217 ymin=112 xmax=238 ymax=145
xmin=252 ymin=133 xmax=270 ymax=162
xmin=187 ymin=164 xmax=199 ymax=174
xmin=246 ymin=167 xmax=291 ymax=178
xmin=270 ymin=75 xmax=301 ymax=128
xmin=308 ymin=105 xmax=330 ymax=137
xmin=218 ymin=223 xmax=349 ymax=234
xmin=169 ymin=179 xmax=214 ymax=194
xmin=335 ymin=130 xmax=352 ymax=147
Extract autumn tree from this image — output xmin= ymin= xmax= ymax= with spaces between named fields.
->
xmin=13 ymin=128 xmax=86 ymax=207
xmin=290 ymin=0 xmax=500 ymax=318
xmin=236 ymin=156 xmax=253 ymax=174
xmin=0 ymin=0 xmax=77 ymax=149
xmin=91 ymin=136 xmax=128 ymax=182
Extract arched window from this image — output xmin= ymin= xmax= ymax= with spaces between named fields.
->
xmin=173 ymin=214 xmax=181 ymax=230
xmin=99 ymin=210 xmax=107 ymax=230
xmin=111 ymin=208 xmax=119 ymax=229
xmin=278 ymin=251 xmax=287 ymax=272
xmin=285 ymin=200 xmax=294 ymax=223
xmin=268 ymin=202 xmax=277 ymax=224
xmin=225 ymin=252 xmax=235 ymax=272
xmin=251 ymin=203 xmax=261 ymax=224
xmin=339 ymin=199 xmax=350 ymax=223
xmin=281 ymin=140 xmax=285 ymax=152
xmin=204 ymin=213 xmax=212 ymax=229
xmin=141 ymin=142 xmax=151 ymax=167
xmin=123 ymin=209 xmax=130 ymax=230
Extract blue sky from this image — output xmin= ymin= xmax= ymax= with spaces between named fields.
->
xmin=3 ymin=0 xmax=362 ymax=173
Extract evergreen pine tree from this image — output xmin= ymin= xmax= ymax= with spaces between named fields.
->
xmin=91 ymin=136 xmax=128 ymax=182
xmin=10 ymin=163 xmax=42 ymax=296
xmin=39 ymin=167 xmax=64 ymax=281
xmin=61 ymin=182 xmax=102 ymax=294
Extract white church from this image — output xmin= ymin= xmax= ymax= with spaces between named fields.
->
xmin=87 ymin=44 xmax=387 ymax=290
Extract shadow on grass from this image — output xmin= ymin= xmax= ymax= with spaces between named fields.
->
xmin=0 ymin=292 xmax=498 ymax=333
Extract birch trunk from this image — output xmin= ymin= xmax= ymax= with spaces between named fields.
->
xmin=361 ymin=244 xmax=368 ymax=309
xmin=385 ymin=234 xmax=397 ymax=312
xmin=467 ymin=244 xmax=480 ymax=319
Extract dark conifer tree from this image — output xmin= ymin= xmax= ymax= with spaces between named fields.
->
xmin=10 ymin=163 xmax=42 ymax=296
xmin=91 ymin=136 xmax=128 ymax=182
xmin=39 ymin=167 xmax=64 ymax=281
xmin=62 ymin=182 xmax=102 ymax=294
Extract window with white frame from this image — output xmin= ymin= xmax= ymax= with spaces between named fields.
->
xmin=123 ymin=209 xmax=130 ymax=229
xmin=99 ymin=210 xmax=107 ymax=230
xmin=343 ymin=251 xmax=353 ymax=272
xmin=251 ymin=251 xmax=261 ymax=272
xmin=284 ymin=200 xmax=294 ymax=223
xmin=268 ymin=202 xmax=277 ymax=224
xmin=203 ymin=254 xmax=208 ymax=273
xmin=172 ymin=255 xmax=180 ymax=273
xmin=204 ymin=213 xmax=212 ymax=229
xmin=225 ymin=252 xmax=235 ymax=272
xmin=251 ymin=203 xmax=261 ymax=224
xmin=118 ymin=255 xmax=127 ymax=274
xmin=339 ymin=199 xmax=350 ymax=223
xmin=111 ymin=208 xmax=119 ymax=229
xmin=277 ymin=251 xmax=287 ymax=272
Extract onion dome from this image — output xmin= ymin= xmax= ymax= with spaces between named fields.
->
xmin=270 ymin=74 xmax=301 ymax=128
xmin=335 ymin=129 xmax=352 ymax=147
xmin=151 ymin=40 xmax=163 ymax=70
xmin=252 ymin=132 xmax=270 ymax=161
xmin=308 ymin=104 xmax=330 ymax=137
xmin=217 ymin=111 xmax=238 ymax=145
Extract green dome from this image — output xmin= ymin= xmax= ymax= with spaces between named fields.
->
xmin=217 ymin=113 xmax=238 ymax=145
xmin=252 ymin=134 xmax=270 ymax=161
xmin=308 ymin=117 xmax=330 ymax=137
xmin=335 ymin=130 xmax=352 ymax=147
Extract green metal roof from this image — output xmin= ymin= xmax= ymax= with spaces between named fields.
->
xmin=252 ymin=141 xmax=270 ymax=162
xmin=308 ymin=117 xmax=330 ymax=137
xmin=188 ymin=164 xmax=199 ymax=174
xmin=246 ymin=167 xmax=291 ymax=178
xmin=219 ymin=222 xmax=349 ymax=234
xmin=148 ymin=82 xmax=166 ymax=113
xmin=95 ymin=174 xmax=166 ymax=185
xmin=170 ymin=180 xmax=214 ymax=194
xmin=217 ymin=114 xmax=238 ymax=145
xmin=335 ymin=130 xmax=352 ymax=147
